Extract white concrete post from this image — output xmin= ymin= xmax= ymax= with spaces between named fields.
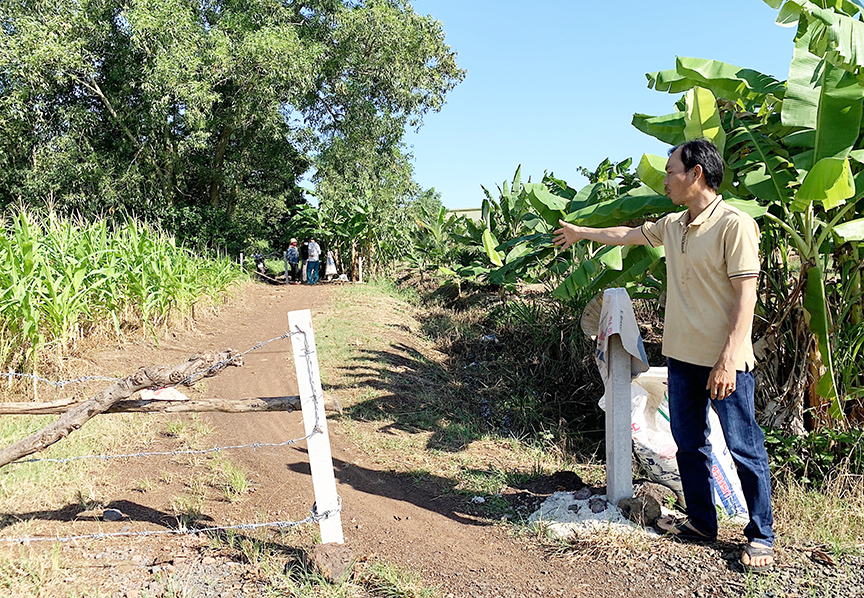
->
xmin=605 ymin=333 xmax=633 ymax=505
xmin=358 ymin=256 xmax=363 ymax=284
xmin=240 ymin=252 xmax=244 ymax=267
xmin=288 ymin=309 xmax=344 ymax=544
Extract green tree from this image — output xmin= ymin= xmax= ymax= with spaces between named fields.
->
xmin=0 ymin=0 xmax=463 ymax=252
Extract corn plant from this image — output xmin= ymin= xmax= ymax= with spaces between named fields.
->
xmin=0 ymin=210 xmax=243 ymax=372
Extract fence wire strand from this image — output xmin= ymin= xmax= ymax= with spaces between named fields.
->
xmin=0 ymin=504 xmax=342 ymax=545
xmin=0 ymin=324 xmax=338 ymax=545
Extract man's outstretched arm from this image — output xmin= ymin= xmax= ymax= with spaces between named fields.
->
xmin=553 ymin=220 xmax=652 ymax=250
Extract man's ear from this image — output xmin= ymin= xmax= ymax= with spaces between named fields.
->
xmin=691 ymin=164 xmax=704 ymax=183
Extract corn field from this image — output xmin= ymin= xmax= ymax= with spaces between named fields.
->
xmin=0 ymin=211 xmax=243 ymax=372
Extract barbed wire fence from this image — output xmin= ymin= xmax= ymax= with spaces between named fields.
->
xmin=0 ymin=324 xmax=342 ymax=545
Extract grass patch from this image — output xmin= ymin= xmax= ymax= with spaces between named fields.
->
xmin=316 ymin=278 xmax=589 ymax=526
xmin=354 ymin=560 xmax=440 ymax=598
xmin=0 ymin=412 xmax=159 ymax=512
xmin=773 ymin=468 xmax=864 ymax=554
xmin=163 ymin=414 xmax=214 ymax=448
xmin=209 ymin=456 xmax=252 ymax=502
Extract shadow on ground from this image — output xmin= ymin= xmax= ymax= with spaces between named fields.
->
xmin=324 ymin=342 xmax=479 ymax=453
xmin=0 ymin=498 xmax=215 ymax=532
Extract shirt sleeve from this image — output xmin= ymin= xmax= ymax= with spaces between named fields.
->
xmin=725 ymin=215 xmax=761 ymax=279
xmin=640 ymin=217 xmax=665 ymax=248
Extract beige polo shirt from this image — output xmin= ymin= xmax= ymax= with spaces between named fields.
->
xmin=640 ymin=196 xmax=760 ymax=371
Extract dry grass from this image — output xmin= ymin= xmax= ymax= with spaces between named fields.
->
xmin=317 ymin=281 xmax=577 ymax=500
xmin=0 ymin=413 xmax=161 ymax=513
xmin=773 ymin=469 xmax=864 ymax=554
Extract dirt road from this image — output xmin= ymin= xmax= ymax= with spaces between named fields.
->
xmin=189 ymin=283 xmax=634 ymax=597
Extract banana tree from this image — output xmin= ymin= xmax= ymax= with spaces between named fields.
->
xmin=547 ymin=85 xmax=770 ymax=304
xmin=411 ymin=204 xmax=460 ymax=281
xmin=630 ymin=1 xmax=864 ymax=424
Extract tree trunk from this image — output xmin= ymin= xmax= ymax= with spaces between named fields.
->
xmin=0 ymin=394 xmax=343 ymax=415
xmin=210 ymin=125 xmax=234 ymax=209
xmin=0 ymin=350 xmax=240 ymax=469
xmin=807 ymin=340 xmax=832 ymax=430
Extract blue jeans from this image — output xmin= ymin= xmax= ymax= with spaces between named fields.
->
xmin=307 ymin=260 xmax=319 ymax=284
xmin=667 ymin=358 xmax=774 ymax=546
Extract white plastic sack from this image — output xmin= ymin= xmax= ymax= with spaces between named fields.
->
xmin=325 ymin=251 xmax=337 ymax=276
xmin=600 ymin=367 xmax=749 ymax=520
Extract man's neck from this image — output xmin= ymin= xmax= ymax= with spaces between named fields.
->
xmin=685 ymin=191 xmax=720 ymax=222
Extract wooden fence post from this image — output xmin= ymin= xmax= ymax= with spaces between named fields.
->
xmin=288 ymin=309 xmax=344 ymax=544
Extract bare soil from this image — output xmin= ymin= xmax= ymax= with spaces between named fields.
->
xmin=1 ymin=282 xmax=861 ymax=598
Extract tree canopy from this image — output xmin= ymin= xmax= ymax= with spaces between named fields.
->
xmin=0 ymin=0 xmax=464 ymax=251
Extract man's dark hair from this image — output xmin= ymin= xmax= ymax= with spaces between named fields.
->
xmin=669 ymin=139 xmax=724 ymax=191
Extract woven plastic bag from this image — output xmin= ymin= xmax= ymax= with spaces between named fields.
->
xmin=601 ymin=367 xmax=749 ymax=520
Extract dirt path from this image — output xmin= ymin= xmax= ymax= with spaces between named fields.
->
xmin=188 ymin=283 xmax=633 ymax=598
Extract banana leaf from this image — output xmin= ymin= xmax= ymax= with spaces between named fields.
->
xmin=637 ymin=154 xmax=667 ymax=195
xmin=724 ymin=197 xmax=770 ymax=218
xmin=783 ymin=26 xmax=864 ymax=166
xmin=791 ymin=156 xmax=855 ymax=211
xmin=552 ymin=259 xmax=602 ymax=300
xmin=551 ymin=244 xmax=665 ymax=301
xmin=544 ymin=174 xmax=578 ymax=200
xmin=524 ymin=183 xmax=568 ymax=228
xmin=835 ymin=217 xmax=864 ymax=241
xmin=802 ymin=263 xmax=842 ymax=418
xmin=684 ymin=87 xmax=726 ymax=154
xmin=521 ymin=212 xmax=554 ymax=234
xmin=587 ymin=245 xmax=665 ymax=293
xmin=675 ymin=57 xmax=786 ymax=102
xmin=482 ymin=228 xmax=504 ymax=267
xmin=562 ymin=186 xmax=676 ymax=227
xmin=566 ymin=182 xmax=618 ymax=214
xmin=596 ymin=245 xmax=623 ymax=271
xmin=726 ymin=120 xmax=797 ymax=202
xmin=632 ymin=112 xmax=687 ymax=146
xmin=796 ymin=0 xmax=864 ymax=70
xmin=648 ymin=57 xmax=785 ymax=103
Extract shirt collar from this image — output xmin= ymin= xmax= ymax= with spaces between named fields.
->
xmin=680 ymin=194 xmax=724 ymax=227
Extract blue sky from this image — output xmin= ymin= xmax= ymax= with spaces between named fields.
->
xmin=407 ymin=1 xmax=797 ymax=209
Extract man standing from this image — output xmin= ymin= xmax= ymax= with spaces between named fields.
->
xmin=307 ymin=237 xmax=321 ymax=284
xmin=553 ymin=139 xmax=774 ymax=573
xmin=286 ymin=238 xmax=300 ymax=284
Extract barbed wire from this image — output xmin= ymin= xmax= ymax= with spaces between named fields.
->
xmin=0 ymin=372 xmax=121 ymax=388
xmin=0 ymin=324 xmax=338 ymax=545
xmin=9 ymin=329 xmax=324 ymax=466
xmin=12 ymin=434 xmax=319 ymax=465
xmin=0 ymin=503 xmax=342 ymax=545
xmin=0 ymin=331 xmax=300 ymax=393
xmin=177 ymin=330 xmax=299 ymax=387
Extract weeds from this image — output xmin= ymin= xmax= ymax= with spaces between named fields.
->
xmin=765 ymin=427 xmax=864 ymax=485
xmin=0 ymin=413 xmax=159 ymax=513
xmin=170 ymin=494 xmax=205 ymax=530
xmin=163 ymin=415 xmax=214 ymax=448
xmin=355 ymin=560 xmax=440 ymax=598
xmin=209 ymin=457 xmax=251 ymax=502
xmin=772 ymin=466 xmax=864 ymax=551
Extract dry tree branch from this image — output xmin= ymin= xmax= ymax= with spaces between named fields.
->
xmin=0 ymin=350 xmax=240 ymax=469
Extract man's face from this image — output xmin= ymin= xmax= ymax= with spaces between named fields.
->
xmin=663 ymin=148 xmax=692 ymax=206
